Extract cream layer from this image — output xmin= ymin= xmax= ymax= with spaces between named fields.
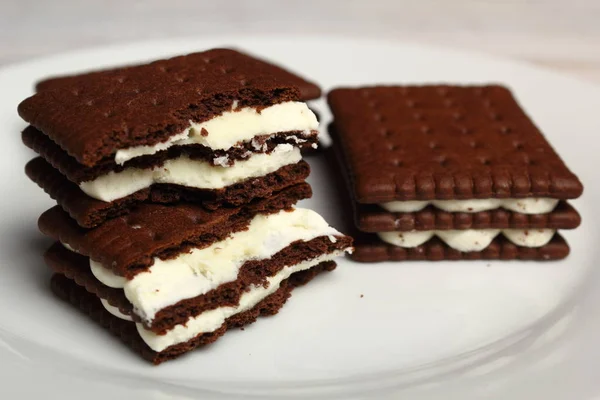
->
xmin=80 ymin=144 xmax=301 ymax=202
xmin=115 ymin=101 xmax=318 ymax=164
xmin=380 ymin=198 xmax=559 ymax=214
xmin=377 ymin=229 xmax=556 ymax=252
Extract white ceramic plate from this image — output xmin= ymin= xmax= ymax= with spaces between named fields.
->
xmin=1 ymin=36 xmax=599 ymax=400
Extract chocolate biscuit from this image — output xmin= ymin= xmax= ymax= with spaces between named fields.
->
xmin=19 ymin=48 xmax=318 ymax=167
xmin=38 ymin=183 xmax=312 ymax=278
xmin=36 ymin=48 xmax=322 ymax=101
xmin=354 ymin=201 xmax=581 ymax=232
xmin=328 ymin=85 xmax=583 ymax=203
xmin=27 ymin=156 xmax=311 ymax=228
xmin=50 ymin=260 xmax=335 ymax=364
xmin=352 ymin=233 xmax=569 ymax=262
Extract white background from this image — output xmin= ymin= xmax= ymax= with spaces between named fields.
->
xmin=1 ymin=0 xmax=599 ymax=81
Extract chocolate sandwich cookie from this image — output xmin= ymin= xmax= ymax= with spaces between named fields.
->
xmin=22 ymin=125 xmax=317 ymax=183
xmin=38 ymin=186 xmax=352 ymax=362
xmin=19 ymin=48 xmax=321 ymax=226
xmin=328 ymin=85 xmax=583 ymax=261
xmin=26 ymin=156 xmax=311 ymax=228
xmin=45 ymin=231 xmax=352 ymax=334
xmin=50 ymin=259 xmax=335 ymax=364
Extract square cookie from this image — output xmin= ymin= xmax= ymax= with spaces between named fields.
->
xmin=328 ymin=85 xmax=583 ymax=261
xmin=20 ymin=48 xmax=323 ymax=226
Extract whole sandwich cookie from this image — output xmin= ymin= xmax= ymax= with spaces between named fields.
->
xmin=328 ymin=85 xmax=583 ymax=262
xmin=38 ymin=186 xmax=353 ymax=364
xmin=49 ymin=262 xmax=334 ymax=364
xmin=19 ymin=48 xmax=321 ymax=227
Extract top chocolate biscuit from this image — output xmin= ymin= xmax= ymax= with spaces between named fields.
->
xmin=328 ymin=85 xmax=583 ymax=203
xmin=19 ymin=48 xmax=318 ymax=167
xmin=35 ymin=48 xmax=322 ymax=101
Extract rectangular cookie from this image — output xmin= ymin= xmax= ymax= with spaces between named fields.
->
xmin=19 ymin=48 xmax=319 ymax=167
xmin=45 ymin=227 xmax=352 ymax=335
xmin=19 ymin=48 xmax=322 ymax=225
xmin=328 ymin=131 xmax=578 ymax=257
xmin=328 ymin=85 xmax=583 ymax=202
xmin=35 ymin=47 xmax=322 ymax=101
xmin=38 ymin=193 xmax=352 ymax=362
xmin=50 ymin=258 xmax=334 ymax=365
xmin=327 ymin=85 xmax=583 ymax=261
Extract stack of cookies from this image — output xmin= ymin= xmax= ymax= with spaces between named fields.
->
xmin=19 ymin=49 xmax=352 ymax=364
xmin=328 ymin=85 xmax=582 ymax=262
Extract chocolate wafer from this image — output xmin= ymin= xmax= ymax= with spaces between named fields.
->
xmin=328 ymin=85 xmax=583 ymax=261
xmin=35 ymin=48 xmax=322 ymax=102
xmin=328 ymin=85 xmax=582 ymax=202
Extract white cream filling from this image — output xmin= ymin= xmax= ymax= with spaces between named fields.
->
xmin=80 ymin=144 xmax=301 ymax=202
xmin=114 ymin=101 xmax=318 ymax=164
xmin=136 ymin=250 xmax=347 ymax=352
xmin=70 ymin=208 xmax=341 ymax=324
xmin=502 ymin=229 xmax=556 ymax=247
xmin=61 ymin=242 xmax=128 ymax=288
xmin=378 ymin=229 xmax=555 ymax=252
xmin=380 ymin=198 xmax=559 ymax=214
xmin=100 ymin=299 xmax=133 ymax=321
xmin=90 ymin=260 xmax=127 ymax=289
xmin=62 ymin=243 xmax=75 ymax=252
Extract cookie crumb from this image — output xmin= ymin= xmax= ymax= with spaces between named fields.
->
xmin=200 ymin=128 xmax=209 ymax=137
